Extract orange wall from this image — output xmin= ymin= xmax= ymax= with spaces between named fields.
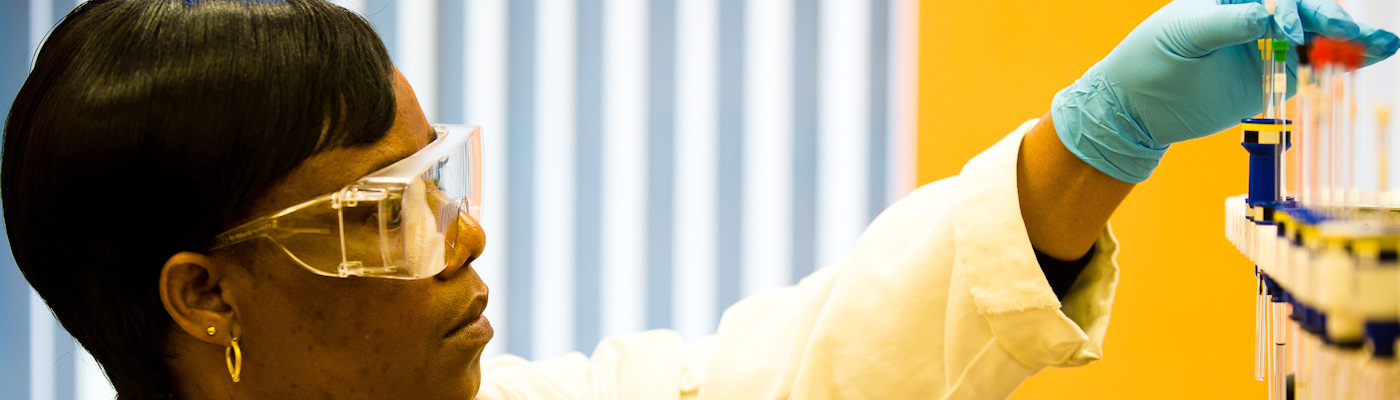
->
xmin=918 ymin=1 xmax=1265 ymax=398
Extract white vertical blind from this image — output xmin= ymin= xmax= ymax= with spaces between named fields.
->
xmin=532 ymin=0 xmax=579 ymax=360
xmin=740 ymin=0 xmax=795 ymax=298
xmin=599 ymin=0 xmax=651 ymax=340
xmin=671 ymin=0 xmax=721 ymax=343
xmin=28 ymin=290 xmax=55 ymax=400
xmin=463 ymin=0 xmax=512 ymax=360
xmin=26 ymin=5 xmax=58 ymax=400
xmin=816 ymin=0 xmax=871 ymax=268
xmin=395 ymin=0 xmax=439 ymax=120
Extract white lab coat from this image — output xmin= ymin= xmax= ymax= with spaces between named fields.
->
xmin=476 ymin=119 xmax=1121 ymax=399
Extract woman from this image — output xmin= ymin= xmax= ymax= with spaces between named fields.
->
xmin=5 ymin=1 xmax=490 ymax=398
xmin=3 ymin=0 xmax=1394 ymax=399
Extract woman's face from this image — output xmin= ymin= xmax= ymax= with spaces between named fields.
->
xmin=224 ymin=70 xmax=490 ymax=399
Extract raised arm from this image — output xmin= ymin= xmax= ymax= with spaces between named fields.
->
xmin=1018 ymin=0 xmax=1398 ymax=261
xmin=1018 ymin=113 xmax=1132 ymax=261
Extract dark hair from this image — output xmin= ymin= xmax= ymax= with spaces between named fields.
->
xmin=2 ymin=0 xmax=395 ymax=397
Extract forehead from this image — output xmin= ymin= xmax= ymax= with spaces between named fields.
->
xmin=238 ymin=71 xmax=433 ymax=221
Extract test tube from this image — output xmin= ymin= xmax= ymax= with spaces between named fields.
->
xmin=1313 ymin=68 xmax=1333 ymax=209
xmin=1308 ymin=334 xmax=1319 ymax=400
xmin=1377 ymin=106 xmax=1391 ymax=206
xmin=1338 ymin=75 xmax=1349 ymax=209
xmin=1298 ymin=50 xmax=1315 ymax=206
xmin=1314 ymin=336 xmax=1327 ymax=399
xmin=1363 ymin=358 xmax=1384 ymax=400
xmin=1314 ymin=47 xmax=1331 ymax=208
xmin=1312 ymin=38 xmax=1365 ymax=212
xmin=1264 ymin=0 xmax=1279 ymax=115
xmin=1342 ymin=43 xmax=1362 ymax=209
xmin=1332 ymin=66 xmax=1350 ymax=210
xmin=1328 ymin=83 xmax=1341 ymax=210
xmin=1249 ymin=34 xmax=1281 ymax=383
xmin=1257 ymin=37 xmax=1291 ymax=205
xmin=1264 ymin=38 xmax=1277 ymax=120
xmin=1271 ymin=296 xmax=1282 ymax=397
xmin=1273 ymin=300 xmax=1288 ymax=400
xmin=1270 ymin=40 xmax=1290 ymax=203
xmin=1271 ymin=40 xmax=1288 ymax=122
xmin=1295 ymin=319 xmax=1308 ymax=400
xmin=1316 ymin=40 xmax=1339 ymax=210
xmin=1257 ymin=276 xmax=1267 ymax=381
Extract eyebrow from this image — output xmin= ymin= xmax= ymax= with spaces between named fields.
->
xmin=424 ymin=124 xmax=438 ymax=142
xmin=365 ymin=126 xmax=437 ymax=175
xmin=367 ymin=153 xmax=411 ymax=175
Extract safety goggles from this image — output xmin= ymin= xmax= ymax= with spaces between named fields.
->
xmin=210 ymin=124 xmax=482 ymax=279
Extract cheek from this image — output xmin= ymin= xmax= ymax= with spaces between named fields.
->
xmin=238 ymin=269 xmax=441 ymax=393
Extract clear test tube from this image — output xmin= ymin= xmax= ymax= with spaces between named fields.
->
xmin=1289 ymin=233 xmax=1308 ymax=400
xmin=1331 ymin=348 xmax=1345 ymax=400
xmin=1263 ymin=37 xmax=1277 ymax=120
xmin=1360 ymin=342 xmax=1391 ymax=400
xmin=1338 ymin=71 xmax=1349 ymax=208
xmin=1298 ymin=64 xmax=1315 ymax=206
xmin=1295 ymin=39 xmax=1316 ymax=207
xmin=1316 ymin=338 xmax=1329 ymax=399
xmin=1319 ymin=337 xmax=1329 ymax=398
xmin=1333 ymin=68 xmax=1351 ymax=210
xmin=1266 ymin=298 xmax=1275 ymax=397
xmin=1309 ymin=334 xmax=1321 ymax=400
xmin=1352 ymin=238 xmax=1383 ymax=400
xmin=1273 ymin=300 xmax=1287 ymax=400
xmin=1388 ymin=362 xmax=1400 ymax=400
xmin=1265 ymin=298 xmax=1278 ymax=399
xmin=1316 ymin=56 xmax=1340 ymax=211
xmin=1272 ymin=40 xmax=1289 ymax=201
xmin=1271 ymin=43 xmax=1287 ymax=122
xmin=1377 ymin=106 xmax=1391 ymax=207
xmin=1317 ymin=37 xmax=1364 ymax=210
xmin=1318 ymin=67 xmax=1336 ymax=211
xmin=1339 ymin=41 xmax=1362 ymax=209
xmin=1341 ymin=350 xmax=1357 ymax=400
xmin=1311 ymin=37 xmax=1337 ymax=211
xmin=1257 ymin=277 xmax=1268 ymax=381
xmin=1317 ymin=85 xmax=1332 ymax=210
xmin=1295 ymin=322 xmax=1309 ymax=400
xmin=1364 ymin=357 xmax=1386 ymax=400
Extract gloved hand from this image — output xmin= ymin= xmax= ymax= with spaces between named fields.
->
xmin=1051 ymin=0 xmax=1399 ymax=183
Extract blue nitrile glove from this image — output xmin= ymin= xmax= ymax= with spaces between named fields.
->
xmin=1051 ymin=0 xmax=1399 ymax=183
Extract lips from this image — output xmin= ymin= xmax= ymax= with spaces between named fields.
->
xmin=445 ymin=294 xmax=492 ymax=345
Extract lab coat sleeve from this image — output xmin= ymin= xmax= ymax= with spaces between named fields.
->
xmin=475 ymin=119 xmax=1121 ymax=400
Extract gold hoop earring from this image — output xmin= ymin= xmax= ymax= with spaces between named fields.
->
xmin=206 ymin=326 xmax=216 ymax=336
xmin=225 ymin=337 xmax=242 ymax=383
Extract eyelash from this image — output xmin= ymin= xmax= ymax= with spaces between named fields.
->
xmin=375 ymin=202 xmax=403 ymax=229
xmin=425 ymin=159 xmax=447 ymax=189
xmin=348 ymin=202 xmax=401 ymax=230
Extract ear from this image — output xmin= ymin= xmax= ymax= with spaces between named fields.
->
xmin=159 ymin=251 xmax=240 ymax=346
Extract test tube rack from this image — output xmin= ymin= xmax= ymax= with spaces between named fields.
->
xmin=1225 ymin=37 xmax=1399 ymax=399
xmin=1227 ymin=200 xmax=1400 ymax=399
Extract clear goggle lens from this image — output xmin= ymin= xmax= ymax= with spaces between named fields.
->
xmin=214 ymin=125 xmax=481 ymax=280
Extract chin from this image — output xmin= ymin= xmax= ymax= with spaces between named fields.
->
xmin=451 ymin=345 xmax=486 ymax=400
xmin=465 ymin=363 xmax=483 ymax=399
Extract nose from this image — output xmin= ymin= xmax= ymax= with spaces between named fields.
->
xmin=437 ymin=199 xmax=486 ymax=280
